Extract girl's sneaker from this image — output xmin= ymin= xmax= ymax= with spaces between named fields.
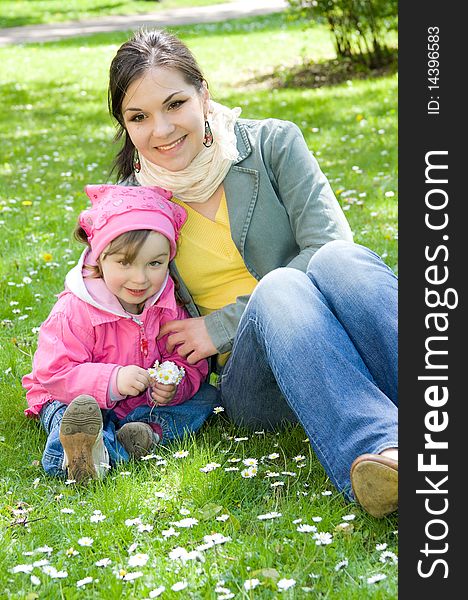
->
xmin=59 ymin=395 xmax=109 ymax=482
xmin=117 ymin=422 xmax=160 ymax=459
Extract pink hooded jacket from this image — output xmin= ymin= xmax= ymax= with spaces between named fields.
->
xmin=22 ymin=249 xmax=208 ymax=420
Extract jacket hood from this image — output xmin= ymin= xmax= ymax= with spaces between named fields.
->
xmin=64 ymin=248 xmax=169 ymax=319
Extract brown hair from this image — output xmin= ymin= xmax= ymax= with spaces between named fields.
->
xmin=74 ymin=225 xmax=152 ymax=278
xmin=108 ymin=28 xmax=206 ymax=182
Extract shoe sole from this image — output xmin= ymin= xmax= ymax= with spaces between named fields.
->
xmin=117 ymin=423 xmax=154 ymax=459
xmin=59 ymin=395 xmax=102 ymax=483
xmin=350 ymin=454 xmax=398 ymax=518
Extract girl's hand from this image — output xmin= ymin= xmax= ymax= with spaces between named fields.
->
xmin=117 ymin=365 xmax=150 ymax=396
xmin=158 ymin=317 xmax=217 ymax=364
xmin=151 ymin=382 xmax=177 ymax=406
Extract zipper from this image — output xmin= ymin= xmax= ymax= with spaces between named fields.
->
xmin=131 ymin=316 xmax=148 ymax=358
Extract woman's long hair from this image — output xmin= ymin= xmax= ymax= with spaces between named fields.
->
xmin=108 ymin=29 xmax=206 ymax=182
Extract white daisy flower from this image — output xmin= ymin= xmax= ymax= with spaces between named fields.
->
xmin=292 ymin=455 xmax=306 ymax=462
xmin=380 ymin=551 xmax=398 ymax=564
xmin=257 ymin=511 xmax=282 ymax=520
xmin=11 ymin=564 xmax=33 ymax=574
xmin=271 ymin=481 xmax=285 ymax=487
xmin=244 ymin=578 xmax=260 ymax=590
xmin=171 ymin=581 xmax=188 ymax=591
xmin=173 ymin=450 xmax=189 ymax=459
xmin=224 ymin=467 xmax=239 ymax=472
xmin=95 ymin=558 xmax=112 ymax=567
xmin=200 ymin=462 xmax=221 ymax=473
xmin=268 ymin=453 xmax=280 ymax=459
xmin=60 ymin=508 xmax=74 ymax=514
xmin=77 ymin=537 xmax=94 ymax=547
xmin=162 ymin=526 xmax=180 ymax=538
xmin=90 ymin=512 xmax=106 ymax=523
xmin=297 ymin=524 xmax=317 ymax=533
xmin=312 ymin=517 xmax=322 ymax=522
xmin=342 ymin=514 xmax=356 ymax=521
xmin=128 ymin=553 xmax=149 ymax=567
xmin=277 ymin=578 xmax=296 ymax=591
xmin=149 ymin=586 xmax=166 ymax=598
xmin=77 ymin=576 xmax=93 ymax=587
xmin=241 ymin=466 xmax=257 ymax=478
xmin=171 ymin=517 xmax=199 ymax=528
xmin=123 ymin=571 xmax=143 ymax=581
xmin=376 ymin=543 xmax=387 ymax=551
xmin=243 ymin=458 xmax=258 ymax=467
xmin=314 ymin=531 xmax=333 ymax=545
xmin=213 ymin=406 xmax=225 ymax=414
xmin=216 ymin=514 xmax=229 ymax=522
xmin=30 ymin=575 xmax=41 ymax=585
xmin=148 ymin=360 xmax=185 ymax=385
xmin=335 ymin=559 xmax=349 ymax=571
xmin=203 ymin=533 xmax=231 ymax=545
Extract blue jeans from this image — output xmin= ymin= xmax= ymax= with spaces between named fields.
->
xmin=39 ymin=383 xmax=219 ymax=477
xmin=219 ymin=241 xmax=398 ymax=500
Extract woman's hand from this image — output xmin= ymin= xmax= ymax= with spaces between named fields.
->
xmin=117 ymin=365 xmax=150 ymax=396
xmin=158 ymin=317 xmax=217 ymax=364
xmin=150 ymin=382 xmax=177 ymax=406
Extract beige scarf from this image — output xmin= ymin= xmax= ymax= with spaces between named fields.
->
xmin=135 ymin=101 xmax=241 ymax=203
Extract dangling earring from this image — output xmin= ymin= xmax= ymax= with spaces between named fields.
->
xmin=203 ymin=119 xmax=213 ymax=148
xmin=133 ymin=150 xmax=141 ymax=173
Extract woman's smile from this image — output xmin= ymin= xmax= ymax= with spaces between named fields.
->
xmin=156 ymin=135 xmax=187 ymax=152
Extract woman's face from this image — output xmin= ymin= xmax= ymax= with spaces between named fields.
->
xmin=122 ymin=67 xmax=209 ymax=172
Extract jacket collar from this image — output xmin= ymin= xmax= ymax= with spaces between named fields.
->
xmin=233 ymin=121 xmax=252 ymax=163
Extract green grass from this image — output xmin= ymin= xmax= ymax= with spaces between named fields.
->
xmin=0 ymin=0 xmax=227 ymax=29
xmin=0 ymin=13 xmax=397 ymax=599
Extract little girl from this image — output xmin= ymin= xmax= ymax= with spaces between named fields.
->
xmin=22 ymin=184 xmax=219 ymax=483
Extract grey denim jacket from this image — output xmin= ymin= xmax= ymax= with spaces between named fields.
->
xmin=168 ymin=118 xmax=353 ymax=354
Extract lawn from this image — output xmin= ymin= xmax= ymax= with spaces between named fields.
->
xmin=0 ymin=0 xmax=227 ymax=29
xmin=0 ymin=13 xmax=398 ymax=599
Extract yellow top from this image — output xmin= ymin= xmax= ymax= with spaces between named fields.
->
xmin=172 ymin=192 xmax=258 ymax=364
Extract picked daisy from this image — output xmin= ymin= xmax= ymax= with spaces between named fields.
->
xmin=213 ymin=406 xmax=225 ymax=414
xmin=148 ymin=360 xmax=185 ymax=385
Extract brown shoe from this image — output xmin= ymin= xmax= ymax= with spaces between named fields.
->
xmin=59 ymin=395 xmax=107 ymax=483
xmin=350 ymin=453 xmax=398 ymax=518
xmin=117 ymin=422 xmax=157 ymax=459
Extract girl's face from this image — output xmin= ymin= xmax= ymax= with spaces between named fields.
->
xmin=100 ymin=231 xmax=170 ymax=314
xmin=122 ymin=67 xmax=209 ymax=172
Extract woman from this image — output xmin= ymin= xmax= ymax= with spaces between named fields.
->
xmin=107 ymin=29 xmax=398 ymax=518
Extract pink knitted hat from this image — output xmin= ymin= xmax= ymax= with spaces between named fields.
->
xmin=79 ymin=185 xmax=187 ymax=261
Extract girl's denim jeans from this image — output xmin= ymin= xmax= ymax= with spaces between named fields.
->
xmin=39 ymin=383 xmax=219 ymax=477
xmin=219 ymin=240 xmax=398 ymax=500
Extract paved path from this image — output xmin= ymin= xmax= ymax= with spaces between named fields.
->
xmin=0 ymin=0 xmax=287 ymax=47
